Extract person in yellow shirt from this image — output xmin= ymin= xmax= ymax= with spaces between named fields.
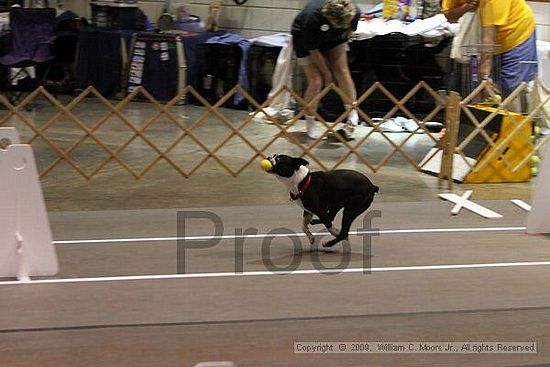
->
xmin=443 ymin=0 xmax=537 ymax=96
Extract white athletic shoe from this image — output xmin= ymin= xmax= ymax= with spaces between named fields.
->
xmin=306 ymin=118 xmax=323 ymax=140
xmin=347 ymin=108 xmax=359 ymax=126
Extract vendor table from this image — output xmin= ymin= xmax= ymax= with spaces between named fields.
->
xmin=75 ymin=29 xmax=133 ymax=98
xmin=77 ymin=29 xmax=225 ymax=101
xmin=127 ymin=32 xmax=185 ymax=102
xmin=0 ymin=30 xmax=11 ymax=88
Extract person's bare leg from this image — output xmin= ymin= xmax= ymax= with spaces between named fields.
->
xmin=322 ymin=44 xmax=357 ymax=141
xmin=325 ymin=44 xmax=358 ymax=128
xmin=301 ymin=62 xmax=323 ymax=116
xmin=301 ymin=62 xmax=324 ymax=138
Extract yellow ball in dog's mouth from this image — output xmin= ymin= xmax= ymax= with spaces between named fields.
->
xmin=260 ymin=159 xmax=273 ymax=172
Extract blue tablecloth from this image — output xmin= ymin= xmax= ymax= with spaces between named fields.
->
xmin=75 ymin=29 xmax=134 ymax=97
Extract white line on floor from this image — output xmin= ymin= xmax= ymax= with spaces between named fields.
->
xmin=2 ymin=260 xmax=549 ymax=286
xmin=53 ymin=226 xmax=526 ymax=245
xmin=511 ymin=199 xmax=532 ymax=212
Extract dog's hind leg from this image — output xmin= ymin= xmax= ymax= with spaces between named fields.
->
xmin=323 ymin=196 xmax=374 ymax=248
xmin=302 ymin=211 xmax=315 ymax=245
xmin=322 ymin=211 xmax=353 ymax=248
xmin=311 ymin=206 xmax=339 ymax=225
xmin=312 ymin=208 xmax=340 ymax=237
xmin=326 ymin=208 xmax=341 ymax=237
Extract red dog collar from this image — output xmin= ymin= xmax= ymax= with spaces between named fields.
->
xmin=290 ymin=173 xmax=312 ymax=201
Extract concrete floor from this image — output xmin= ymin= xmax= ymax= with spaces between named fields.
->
xmin=2 ymin=202 xmax=550 ymax=367
xmin=0 ymin=99 xmax=548 ymax=367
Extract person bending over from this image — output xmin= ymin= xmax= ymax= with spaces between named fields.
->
xmin=291 ymin=0 xmax=361 ymax=140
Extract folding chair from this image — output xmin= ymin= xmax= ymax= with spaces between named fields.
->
xmin=0 ymin=7 xmax=56 ymax=105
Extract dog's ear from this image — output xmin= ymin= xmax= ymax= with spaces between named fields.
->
xmin=293 ymin=157 xmax=309 ymax=169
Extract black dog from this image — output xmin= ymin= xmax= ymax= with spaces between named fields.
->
xmin=264 ymin=154 xmax=379 ymax=247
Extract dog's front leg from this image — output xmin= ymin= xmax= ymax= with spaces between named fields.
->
xmin=302 ymin=211 xmax=315 ymax=245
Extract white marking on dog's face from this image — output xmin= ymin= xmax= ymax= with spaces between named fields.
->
xmin=267 ymin=154 xmax=278 ymax=169
xmin=266 ymin=155 xmax=311 ymax=208
xmin=266 ymin=154 xmax=310 ymax=178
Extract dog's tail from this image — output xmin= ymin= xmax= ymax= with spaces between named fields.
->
xmin=373 ymin=185 xmax=380 ymax=193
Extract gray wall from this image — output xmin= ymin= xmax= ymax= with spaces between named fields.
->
xmin=532 ymin=2 xmax=550 ymax=41
xmin=62 ymin=0 xmax=549 ymax=41
xmin=117 ymin=0 xmax=376 ymax=38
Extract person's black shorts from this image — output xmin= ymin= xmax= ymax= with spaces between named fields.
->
xmin=292 ymin=33 xmax=347 ymax=59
